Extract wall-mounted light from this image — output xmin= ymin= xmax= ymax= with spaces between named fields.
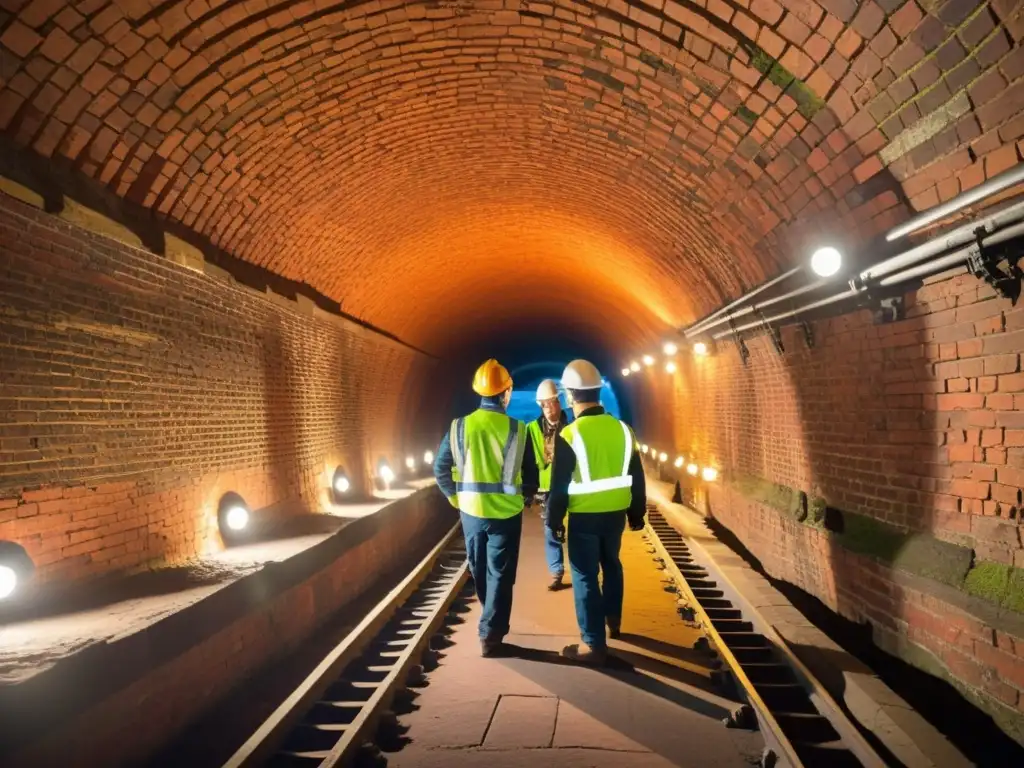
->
xmin=0 ymin=542 xmax=33 ymax=602
xmin=642 ymin=355 xmax=655 ymax=367
xmin=630 ymin=361 xmax=641 ymax=372
xmin=686 ymin=463 xmax=699 ymax=476
xmin=621 ymin=367 xmax=630 ymax=377
xmin=810 ymin=246 xmax=842 ymax=277
xmin=674 ymin=456 xmax=684 ymax=468
xmin=658 ymin=452 xmax=668 ymax=463
xmin=702 ymin=467 xmax=719 ymax=482
xmin=665 ymin=361 xmax=677 ymax=373
xmin=424 ymin=450 xmax=434 ymax=464
xmin=405 ymin=455 xmax=416 ymax=471
xmin=379 ymin=461 xmax=395 ymax=486
xmin=217 ymin=492 xmax=251 ymax=539
xmin=663 ymin=341 xmax=678 ymax=356
xmin=332 ymin=467 xmax=351 ymax=502
xmin=641 ymin=444 xmax=649 ymax=454
xmin=693 ymin=342 xmax=708 ymax=356
xmin=0 ymin=564 xmax=16 ymax=600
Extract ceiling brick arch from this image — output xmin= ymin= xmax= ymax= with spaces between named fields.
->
xmin=1 ymin=0 xmax=1021 ymax=356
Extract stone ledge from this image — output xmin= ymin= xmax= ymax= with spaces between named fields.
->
xmin=646 ymin=477 xmax=973 ymax=768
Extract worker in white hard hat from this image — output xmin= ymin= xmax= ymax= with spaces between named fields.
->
xmin=525 ymin=379 xmax=571 ymax=590
xmin=545 ymin=359 xmax=647 ymax=665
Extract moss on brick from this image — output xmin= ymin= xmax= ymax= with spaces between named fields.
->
xmin=730 ymin=474 xmax=801 ymax=519
xmin=964 ymin=561 xmax=1012 ymax=603
xmin=743 ymin=42 xmax=824 ymax=120
xmin=735 ymin=105 xmax=757 ymax=125
xmin=808 ymin=496 xmax=827 ymax=527
xmin=1006 ymin=568 xmax=1024 ymax=614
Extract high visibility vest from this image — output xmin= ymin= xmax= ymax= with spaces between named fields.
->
xmin=450 ymin=409 xmax=527 ymax=519
xmin=560 ymin=414 xmax=635 ymax=514
xmin=526 ymin=419 xmax=552 ymax=492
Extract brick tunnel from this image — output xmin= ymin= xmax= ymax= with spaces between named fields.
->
xmin=2 ymin=0 xmax=1024 ymax=765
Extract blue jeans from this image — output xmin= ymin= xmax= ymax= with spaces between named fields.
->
xmin=460 ymin=511 xmax=522 ymax=641
xmin=566 ymin=511 xmax=626 ymax=649
xmin=540 ymin=501 xmax=565 ymax=576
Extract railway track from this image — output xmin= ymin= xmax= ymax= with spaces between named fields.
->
xmin=644 ymin=506 xmax=889 ymax=768
xmin=221 ymin=523 xmax=468 ymax=768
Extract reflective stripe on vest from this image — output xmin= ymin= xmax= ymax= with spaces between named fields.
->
xmin=449 ymin=410 xmax=526 ymax=518
xmin=527 ymin=419 xmax=552 ymax=493
xmin=560 ymin=414 xmax=635 ymax=514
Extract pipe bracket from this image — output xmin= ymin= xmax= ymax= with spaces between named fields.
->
xmin=758 ymin=310 xmax=784 ymax=355
xmin=729 ymin=319 xmax=749 ymax=366
xmin=968 ymin=225 xmax=1023 ymax=305
xmin=799 ymin=321 xmax=814 ymax=349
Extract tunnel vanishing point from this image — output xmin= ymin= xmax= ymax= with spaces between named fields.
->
xmin=1 ymin=0 xmax=1024 ymax=753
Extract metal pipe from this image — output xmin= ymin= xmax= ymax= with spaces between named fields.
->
xmin=683 ymin=265 xmax=801 ymax=338
xmin=712 ymin=287 xmax=861 ymax=339
xmin=687 ymin=277 xmax=831 ymax=337
xmin=861 ymin=198 xmax=1024 ymax=284
xmin=886 ymin=163 xmax=1024 ymax=243
xmin=713 ymin=216 xmax=1024 ymax=340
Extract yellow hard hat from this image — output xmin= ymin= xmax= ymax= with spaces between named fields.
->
xmin=472 ymin=359 xmax=513 ymax=397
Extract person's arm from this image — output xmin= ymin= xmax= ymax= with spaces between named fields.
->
xmin=627 ymin=449 xmax=647 ymax=529
xmin=520 ymin=430 xmax=539 ymax=500
xmin=432 ymin=429 xmax=459 ymax=507
xmin=545 ymin=434 xmax=576 ymax=531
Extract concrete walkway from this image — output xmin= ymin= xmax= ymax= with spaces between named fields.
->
xmin=388 ymin=511 xmax=764 ymax=767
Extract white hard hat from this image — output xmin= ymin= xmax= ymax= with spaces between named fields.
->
xmin=561 ymin=359 xmax=603 ymax=391
xmin=536 ymin=379 xmax=559 ymax=403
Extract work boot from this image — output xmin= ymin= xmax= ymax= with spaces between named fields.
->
xmin=561 ymin=643 xmax=607 ymax=666
xmin=607 ymin=621 xmax=621 ymax=640
xmin=547 ymin=572 xmax=564 ymax=591
xmin=480 ymin=637 xmax=503 ymax=657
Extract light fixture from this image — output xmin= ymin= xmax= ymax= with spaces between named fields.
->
xmin=665 ymin=361 xmax=677 ymax=373
xmin=332 ymin=466 xmax=351 ymax=501
xmin=693 ymin=342 xmax=708 ymax=356
xmin=641 ymin=444 xmax=649 ymax=454
xmin=0 ymin=564 xmax=16 ymax=600
xmin=702 ymin=467 xmax=719 ymax=482
xmin=379 ymin=462 xmax=395 ymax=484
xmin=217 ymin=492 xmax=251 ymax=538
xmin=663 ymin=341 xmax=678 ymax=356
xmin=630 ymin=361 xmax=641 ymax=372
xmin=674 ymin=456 xmax=684 ymax=468
xmin=658 ymin=452 xmax=668 ymax=463
xmin=405 ymin=455 xmax=416 ymax=471
xmin=687 ymin=463 xmax=699 ymax=476
xmin=642 ymin=354 xmax=655 ymax=366
xmin=424 ymin=450 xmax=434 ymax=464
xmin=621 ymin=367 xmax=630 ymax=377
xmin=810 ymin=246 xmax=842 ymax=277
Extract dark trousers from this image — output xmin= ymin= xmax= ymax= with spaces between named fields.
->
xmin=567 ymin=511 xmax=626 ymax=649
xmin=460 ymin=511 xmax=523 ymax=640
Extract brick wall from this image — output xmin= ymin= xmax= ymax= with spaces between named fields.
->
xmin=637 ymin=268 xmax=1024 ymax=733
xmin=0 ymin=195 xmax=445 ymax=584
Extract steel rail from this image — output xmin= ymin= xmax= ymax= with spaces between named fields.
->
xmin=221 ymin=522 xmax=467 ymax=768
xmin=645 ymin=508 xmax=888 ymax=768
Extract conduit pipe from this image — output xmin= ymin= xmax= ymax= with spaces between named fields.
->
xmin=711 ymin=216 xmax=1024 ymax=340
xmin=682 ymin=277 xmax=831 ymax=338
xmin=686 ymin=165 xmax=1024 ymax=339
xmin=858 ymin=198 xmax=1024 ymax=284
xmin=885 ymin=163 xmax=1024 ymax=243
xmin=683 ymin=266 xmax=801 ymax=338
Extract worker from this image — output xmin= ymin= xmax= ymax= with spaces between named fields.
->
xmin=525 ymin=379 xmax=570 ymax=591
xmin=433 ymin=359 xmax=539 ymax=657
xmin=546 ymin=359 xmax=646 ymax=665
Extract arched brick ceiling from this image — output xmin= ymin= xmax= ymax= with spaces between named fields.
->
xmin=1 ymin=0 xmax=1022 ymax=357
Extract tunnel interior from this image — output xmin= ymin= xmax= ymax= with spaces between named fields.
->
xmin=1 ymin=0 xmax=1024 ymax=756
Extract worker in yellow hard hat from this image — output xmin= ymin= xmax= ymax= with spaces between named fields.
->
xmin=546 ymin=359 xmax=647 ymax=666
xmin=526 ymin=379 xmax=571 ymax=591
xmin=432 ymin=359 xmax=540 ymax=657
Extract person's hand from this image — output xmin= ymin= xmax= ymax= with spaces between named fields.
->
xmin=628 ymin=518 xmax=644 ymax=532
xmin=549 ymin=525 xmax=566 ymax=544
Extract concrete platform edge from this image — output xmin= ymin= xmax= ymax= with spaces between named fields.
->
xmin=1 ymin=490 xmax=457 ymax=768
xmin=646 ymin=479 xmax=972 ymax=768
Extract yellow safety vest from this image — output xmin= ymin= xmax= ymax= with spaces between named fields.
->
xmin=450 ymin=409 xmax=527 ymax=519
xmin=560 ymin=414 xmax=634 ymax=514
